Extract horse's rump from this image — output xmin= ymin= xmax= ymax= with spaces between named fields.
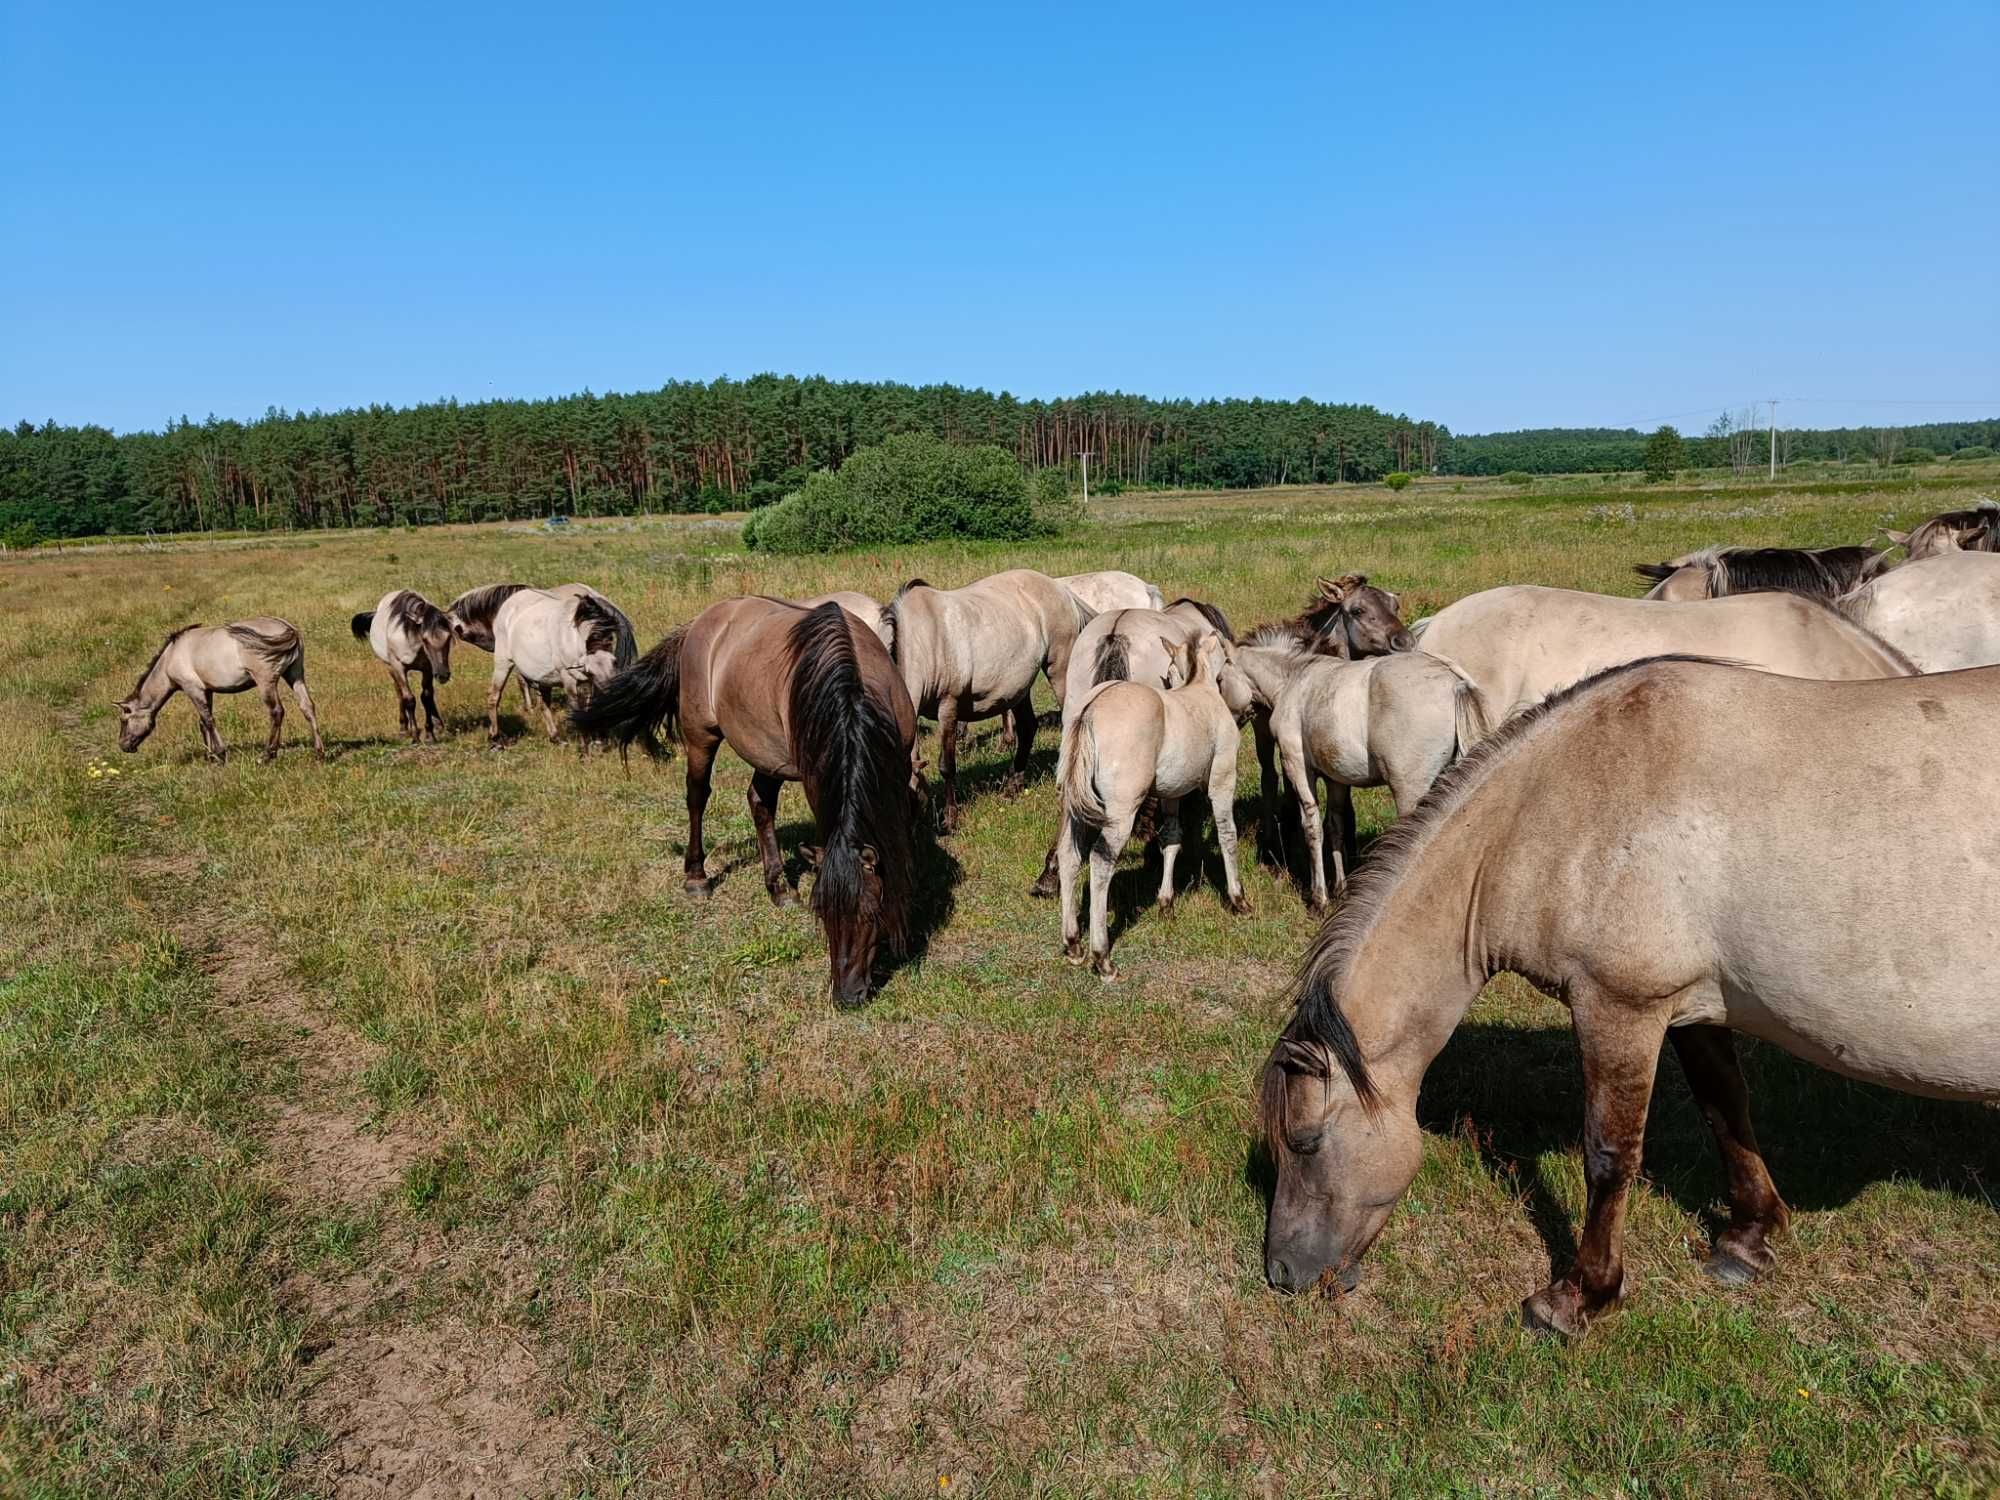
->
xmin=226 ymin=619 xmax=303 ymax=673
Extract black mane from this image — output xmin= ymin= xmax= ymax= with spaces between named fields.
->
xmin=573 ymin=593 xmax=621 ymax=656
xmin=1167 ymin=595 xmax=1234 ymax=642
xmin=446 ymin=581 xmax=529 ymax=627
xmin=390 ymin=590 xmax=446 ymax=634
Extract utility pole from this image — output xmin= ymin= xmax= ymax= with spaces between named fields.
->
xmin=1768 ymin=399 xmax=1778 ymax=479
xmin=1078 ymin=449 xmax=1093 ymax=508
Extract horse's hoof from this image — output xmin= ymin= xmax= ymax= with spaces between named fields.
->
xmin=1702 ymin=1250 xmax=1766 ymax=1287
xmin=260 ymin=752 xmax=277 ymax=765
xmin=1156 ymin=897 xmax=1176 ymax=918
xmin=1000 ymin=774 xmax=1025 ymax=798
xmin=1226 ymin=895 xmax=1254 ymax=916
xmin=1091 ymin=957 xmax=1121 ymax=983
xmin=1520 ymin=1284 xmax=1589 ymax=1340
xmin=1063 ymin=939 xmax=1086 ymax=966
xmin=772 ymin=889 xmax=800 ymax=911
xmin=1306 ymin=897 xmax=1330 ymax=916
xmin=1029 ymin=875 xmax=1059 ymax=900
xmin=685 ymin=878 xmax=713 ymax=898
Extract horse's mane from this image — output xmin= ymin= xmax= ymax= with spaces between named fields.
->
xmin=1166 ymin=595 xmax=1235 ymax=642
xmin=1264 ymin=653 xmax=1735 ymax=1132
xmin=1091 ymin=615 xmax=1131 ymax=685
xmin=1903 ymin=501 xmax=2000 ymax=557
xmin=130 ymin=624 xmax=198 ymax=697
xmin=447 ymin=582 xmax=529 ymax=627
xmin=788 ymin=602 xmax=914 ymax=959
xmin=572 ymin=593 xmax=622 ymax=656
xmin=390 ymin=590 xmax=447 ymax=634
xmin=1642 ymin=545 xmax=1883 ymax=600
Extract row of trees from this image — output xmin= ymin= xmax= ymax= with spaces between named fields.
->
xmin=1452 ymin=417 xmax=2000 ymax=476
xmin=0 ymin=377 xmax=1445 ymax=540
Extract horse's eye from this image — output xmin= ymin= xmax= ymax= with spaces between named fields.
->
xmin=1286 ymin=1129 xmax=1323 ymax=1157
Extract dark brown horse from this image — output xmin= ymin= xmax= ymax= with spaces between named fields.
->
xmin=572 ymin=598 xmax=919 ymax=1008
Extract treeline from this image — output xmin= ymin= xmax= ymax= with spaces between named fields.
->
xmin=1449 ymin=419 xmax=2000 ymax=476
xmin=0 ymin=377 xmax=1444 ymax=540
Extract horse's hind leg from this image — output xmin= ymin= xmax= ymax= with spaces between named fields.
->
xmin=1328 ymin=781 xmax=1358 ymax=886
xmin=1669 ymin=1022 xmax=1790 ymax=1286
xmin=681 ymin=734 xmax=719 ymax=895
xmin=1154 ymin=798 xmax=1183 ymax=913
xmin=1209 ymin=757 xmax=1251 ymax=915
xmin=1254 ymin=715 xmax=1289 ymax=869
xmin=286 ymin=667 xmax=325 ymax=757
xmin=258 ymin=680 xmax=286 ymax=762
xmin=1057 ymin=815 xmax=1088 ymax=961
xmin=1086 ymin=811 xmax=1138 ymax=980
xmin=1002 ymin=696 xmax=1036 ymax=796
xmin=747 ymin=771 xmax=797 ymax=909
xmin=935 ymin=696 xmax=962 ymax=830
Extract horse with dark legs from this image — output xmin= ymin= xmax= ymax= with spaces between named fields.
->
xmin=571 ymin=597 xmax=918 ymax=1009
xmin=117 ymin=619 xmax=325 ymax=762
xmin=483 ymin=587 xmax=637 ymax=745
xmin=1259 ymin=656 xmax=2000 ymax=1336
xmin=353 ymin=590 xmax=456 ymax=742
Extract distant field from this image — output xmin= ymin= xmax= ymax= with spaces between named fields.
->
xmin=3 ymin=468 xmax=1997 ymax=1496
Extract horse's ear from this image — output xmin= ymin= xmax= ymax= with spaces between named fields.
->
xmin=859 ymin=845 xmax=878 ymax=873
xmin=1337 ymin=573 xmax=1368 ymax=592
xmin=1632 ymin=562 xmax=1675 ymax=581
xmin=1884 ymin=529 xmax=1911 ymax=547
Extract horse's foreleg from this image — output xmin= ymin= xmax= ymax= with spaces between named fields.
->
xmin=389 ymin=663 xmax=418 ymax=742
xmin=1669 ymin=1022 xmax=1790 ymax=1285
xmin=1522 ymin=990 xmax=1669 ymax=1339
xmin=287 ymin=671 xmax=326 ymax=757
xmin=682 ymin=736 xmax=718 ymax=894
xmin=1280 ymin=741 xmax=1329 ymax=911
xmin=1328 ymin=780 xmax=1357 ymax=887
xmin=487 ymin=660 xmax=514 ymax=745
xmin=1003 ymin=696 xmax=1035 ymax=796
xmin=417 ymin=667 xmax=443 ymax=743
xmin=538 ymin=682 xmax=561 ymax=742
xmin=258 ymin=681 xmax=286 ymax=762
xmin=747 ymin=771 xmax=796 ymax=909
xmin=1209 ymin=759 xmax=1250 ymax=915
xmin=935 ymin=697 xmax=961 ymax=830
xmin=192 ymin=688 xmax=226 ymax=763
xmin=1087 ymin=811 xmax=1138 ymax=981
xmin=1154 ymin=797 xmax=1183 ymax=912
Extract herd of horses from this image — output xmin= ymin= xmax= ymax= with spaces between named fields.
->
xmin=110 ymin=499 xmax=1999 ymax=1333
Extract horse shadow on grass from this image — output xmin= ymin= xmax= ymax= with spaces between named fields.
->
xmin=1244 ymin=1015 xmax=2000 ymax=1277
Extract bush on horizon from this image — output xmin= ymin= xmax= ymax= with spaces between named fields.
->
xmin=743 ymin=434 xmax=1057 ymax=554
xmin=1383 ymin=471 xmax=1412 ymax=491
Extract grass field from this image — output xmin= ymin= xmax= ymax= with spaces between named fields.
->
xmin=3 ymin=469 xmax=1997 ymax=1497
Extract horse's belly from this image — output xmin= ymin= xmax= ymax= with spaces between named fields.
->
xmin=1719 ymin=979 xmax=2000 ymax=1103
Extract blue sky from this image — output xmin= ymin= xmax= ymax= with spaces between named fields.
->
xmin=3 ymin=0 xmax=1994 ymax=436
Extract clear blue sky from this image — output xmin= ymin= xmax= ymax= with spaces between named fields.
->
xmin=4 ymin=0 xmax=1994 ymax=437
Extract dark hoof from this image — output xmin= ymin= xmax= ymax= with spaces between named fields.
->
xmin=260 ymin=752 xmax=278 ymax=764
xmin=1702 ymin=1251 xmax=1765 ymax=1287
xmin=1226 ymin=895 xmax=1253 ymax=916
xmin=685 ymin=878 xmax=713 ymax=898
xmin=1063 ymin=939 xmax=1086 ymax=966
xmin=1000 ymin=774 xmax=1025 ymax=798
xmin=1029 ymin=875 xmax=1059 ymax=900
xmin=1521 ymin=1283 xmax=1590 ymax=1339
xmin=1091 ymin=956 xmax=1121 ymax=983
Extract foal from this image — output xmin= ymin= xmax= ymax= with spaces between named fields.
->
xmin=117 ymin=619 xmax=324 ymax=762
xmin=352 ymin=590 xmax=456 ymax=742
xmin=1056 ymin=632 xmax=1253 ymax=979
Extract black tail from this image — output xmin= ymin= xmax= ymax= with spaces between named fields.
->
xmin=1091 ymin=617 xmax=1131 ymax=685
xmin=350 ymin=610 xmax=375 ymax=640
xmin=568 ymin=627 xmax=685 ymax=754
xmin=788 ymin=602 xmax=915 ymax=957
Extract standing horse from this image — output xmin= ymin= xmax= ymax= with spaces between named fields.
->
xmin=352 ymin=590 xmax=456 ymax=742
xmin=1886 ymin=500 xmax=2000 ymax=560
xmin=448 ymin=581 xmax=629 ymax=723
xmin=485 ymin=587 xmax=638 ymax=743
xmin=571 ymin=598 xmax=918 ymax=1008
xmin=117 ymin=619 xmax=324 ymax=762
xmin=1410 ymin=585 xmax=1913 ymax=725
xmin=1057 ymin=570 xmax=1166 ymax=614
xmin=1258 ymin=656 xmax=2000 ymax=1337
xmin=881 ymin=569 xmax=1092 ymax=826
xmin=1632 ymin=544 xmax=1889 ymax=601
xmin=1837 ymin=551 xmax=2000 ymax=671
xmin=1056 ymin=631 xmax=1254 ymax=979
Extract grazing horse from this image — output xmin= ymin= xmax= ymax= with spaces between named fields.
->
xmin=352 ymin=590 xmax=456 ymax=742
xmin=1264 ymin=648 xmax=1493 ymax=909
xmin=1886 ymin=500 xmax=2000 ymax=560
xmin=1259 ymin=656 xmax=2000 ymax=1337
xmin=1056 ymin=631 xmax=1255 ymax=979
xmin=448 ymin=581 xmax=628 ymax=723
xmin=880 ymin=569 xmax=1091 ymax=826
xmin=1057 ymin=570 xmax=1166 ymax=614
xmin=485 ymin=587 xmax=638 ymax=743
xmin=1410 ymin=585 xmax=1913 ymax=725
xmin=1632 ymin=544 xmax=1889 ymax=601
xmin=1837 ymin=551 xmax=2000 ymax=671
xmin=117 ymin=619 xmax=324 ymax=762
xmin=571 ymin=598 xmax=918 ymax=1008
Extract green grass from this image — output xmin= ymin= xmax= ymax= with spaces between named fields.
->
xmin=3 ymin=468 xmax=1997 ymax=1496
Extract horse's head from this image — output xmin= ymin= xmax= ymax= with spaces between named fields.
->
xmin=445 ymin=608 xmax=495 ymax=652
xmin=419 ymin=616 xmax=455 ymax=682
xmin=1634 ymin=559 xmax=1711 ymax=601
xmin=113 ymin=697 xmax=158 ymax=752
xmin=1311 ymin=575 xmax=1413 ymax=656
xmin=1259 ymin=1031 xmax=1423 ymax=1296
xmin=806 ymin=839 xmax=905 ymax=1010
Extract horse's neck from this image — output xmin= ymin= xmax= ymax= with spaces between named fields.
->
xmin=1235 ymin=645 xmax=1303 ymax=708
xmin=137 ymin=650 xmax=180 ymax=708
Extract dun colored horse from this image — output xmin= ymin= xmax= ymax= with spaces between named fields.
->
xmin=1886 ymin=500 xmax=2000 ymax=560
xmin=571 ymin=598 xmax=918 ymax=1008
xmin=449 ymin=581 xmax=628 ymax=725
xmin=1837 ymin=551 xmax=2000 ymax=671
xmin=1633 ymin=544 xmax=1888 ymax=601
xmin=1057 ymin=570 xmax=1165 ymax=613
xmin=1259 ymin=656 xmax=2000 ymax=1336
xmin=485 ymin=587 xmax=637 ymax=743
xmin=117 ymin=619 xmax=324 ymax=762
xmin=352 ymin=590 xmax=456 ymax=742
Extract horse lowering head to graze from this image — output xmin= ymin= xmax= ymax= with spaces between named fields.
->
xmin=118 ymin=618 xmax=324 ymax=762
xmin=353 ymin=590 xmax=456 ymax=742
xmin=1057 ymin=570 xmax=1164 ymax=614
xmin=484 ymin=587 xmax=638 ymax=745
xmin=1885 ymin=499 xmax=2000 ymax=561
xmin=880 ymin=569 xmax=1092 ymax=827
xmin=1632 ymin=544 xmax=1888 ymax=601
xmin=571 ymin=597 xmax=919 ymax=1009
xmin=1259 ymin=655 xmax=2000 ymax=1336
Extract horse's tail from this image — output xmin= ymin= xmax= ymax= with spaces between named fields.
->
xmin=350 ymin=610 xmax=375 ymax=641
xmin=1091 ymin=615 xmax=1132 ymax=686
xmin=789 ymin=601 xmax=915 ymax=958
xmin=1431 ymin=655 xmax=1495 ymax=751
xmin=569 ymin=626 xmax=685 ymax=754
xmin=1061 ymin=703 xmax=1109 ymax=830
xmin=1145 ymin=584 xmax=1166 ymax=611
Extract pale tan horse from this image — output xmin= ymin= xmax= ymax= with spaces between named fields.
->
xmin=1055 ymin=632 xmax=1255 ymax=979
xmin=881 ymin=569 xmax=1092 ymax=825
xmin=1837 ymin=551 xmax=2000 ymax=671
xmin=1267 ymin=648 xmax=1494 ymax=909
xmin=117 ymin=619 xmax=324 ymax=762
xmin=1633 ymin=544 xmax=1889 ymax=601
xmin=1260 ymin=657 xmax=2000 ymax=1338
xmin=1884 ymin=499 xmax=2000 ymax=561
xmin=1058 ymin=570 xmax=1165 ymax=614
xmin=486 ymin=587 xmax=638 ymax=743
xmin=447 ymin=581 xmax=628 ymax=723
xmin=352 ymin=589 xmax=456 ymax=742
xmin=1410 ymin=586 xmax=1913 ymax=725
xmin=799 ymin=591 xmax=893 ymax=648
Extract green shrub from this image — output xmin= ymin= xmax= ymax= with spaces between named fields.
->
xmin=1643 ymin=424 xmax=1684 ymax=484
xmin=1900 ymin=447 xmax=1936 ymax=465
xmin=744 ymin=434 xmax=1050 ymax=554
xmin=1501 ymin=471 xmax=1534 ymax=486
xmin=1032 ymin=467 xmax=1082 ymax=531
xmin=1 ymin=520 xmax=43 ymax=551
xmin=1383 ymin=471 xmax=1412 ymax=491
xmin=1951 ymin=445 xmax=1994 ymax=461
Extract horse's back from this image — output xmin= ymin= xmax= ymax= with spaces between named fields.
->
xmin=1850 ymin=551 xmax=2000 ymax=671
